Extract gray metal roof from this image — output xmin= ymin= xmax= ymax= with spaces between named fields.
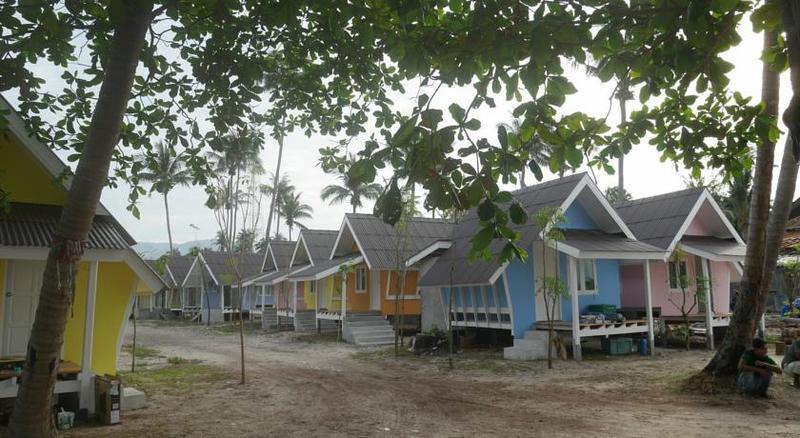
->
xmin=680 ymin=235 xmax=746 ymax=259
xmin=166 ymin=255 xmax=194 ymax=287
xmin=561 ymin=229 xmax=666 ymax=255
xmin=0 ymin=202 xmax=135 ymax=249
xmin=289 ymin=254 xmax=361 ymax=281
xmin=267 ymin=240 xmax=296 ymax=270
xmin=419 ymin=173 xmax=586 ymax=287
xmin=340 ymin=214 xmax=455 ymax=270
xmin=201 ymin=251 xmax=263 ymax=285
xmin=613 ymin=188 xmax=704 ymax=250
xmin=297 ymin=229 xmax=338 ymax=265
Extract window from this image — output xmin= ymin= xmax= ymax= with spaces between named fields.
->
xmin=668 ymin=261 xmax=689 ymax=291
xmin=310 ymin=280 xmax=317 ymax=294
xmin=355 ymin=267 xmax=367 ymax=292
xmin=576 ymin=259 xmax=597 ymax=294
xmin=264 ymin=285 xmax=273 ymax=296
xmin=223 ymin=285 xmax=232 ymax=308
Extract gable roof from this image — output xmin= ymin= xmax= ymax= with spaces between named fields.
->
xmin=0 ymin=95 xmax=165 ymax=293
xmin=418 ymin=173 xmax=586 ymax=287
xmin=165 ymin=255 xmax=194 ymax=288
xmin=197 ymin=251 xmax=263 ymax=286
xmin=614 ymin=188 xmax=744 ymax=253
xmin=260 ymin=240 xmax=295 ymax=272
xmin=290 ymin=229 xmax=338 ymax=267
xmin=331 ymin=213 xmax=455 ymax=270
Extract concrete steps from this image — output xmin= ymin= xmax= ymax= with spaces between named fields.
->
xmin=294 ymin=310 xmax=317 ymax=332
xmin=504 ymin=329 xmax=549 ymax=361
xmin=261 ymin=308 xmax=278 ymax=331
xmin=344 ymin=312 xmax=395 ymax=346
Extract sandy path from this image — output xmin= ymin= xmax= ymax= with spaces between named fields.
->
xmin=70 ymin=321 xmax=800 ymax=437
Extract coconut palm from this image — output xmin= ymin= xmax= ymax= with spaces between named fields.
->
xmin=137 ymin=142 xmax=191 ymax=257
xmin=321 ymin=166 xmax=383 ymax=213
xmin=281 ymin=192 xmax=313 ymax=240
xmin=261 ymin=173 xmax=294 ymax=238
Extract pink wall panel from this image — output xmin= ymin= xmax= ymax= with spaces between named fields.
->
xmin=685 ymin=213 xmax=710 ymax=235
xmin=620 ymin=264 xmax=645 ymax=308
xmin=710 ymin=261 xmax=731 ymax=313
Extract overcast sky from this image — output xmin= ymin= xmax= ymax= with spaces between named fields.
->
xmin=8 ymin=18 xmax=796 ymax=245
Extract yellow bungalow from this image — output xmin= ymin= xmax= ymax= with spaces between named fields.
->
xmin=0 ymin=96 xmax=164 ymax=413
xmin=314 ymin=214 xmax=453 ymax=345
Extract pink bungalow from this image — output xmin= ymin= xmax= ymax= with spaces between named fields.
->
xmin=614 ymin=188 xmax=745 ymax=348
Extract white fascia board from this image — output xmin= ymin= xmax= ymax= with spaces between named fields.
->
xmin=196 ymin=253 xmax=219 ymax=286
xmin=546 ymin=241 xmax=668 ymax=261
xmin=702 ymin=190 xmax=746 ymax=245
xmin=404 ymin=241 xmax=453 ymax=268
xmin=583 ymin=176 xmax=636 ymax=239
xmin=681 ymin=244 xmax=745 ymax=263
xmin=731 ymin=261 xmax=743 ymax=276
xmin=181 ymin=256 xmax=200 ymax=287
xmin=487 ymin=262 xmax=509 ymax=285
xmin=328 ymin=219 xmax=349 ymax=260
xmin=300 ymin=255 xmax=365 ymax=281
xmin=164 ymin=265 xmax=178 ymax=288
xmin=123 ymin=249 xmax=166 ymax=294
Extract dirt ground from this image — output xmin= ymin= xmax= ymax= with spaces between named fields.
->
xmin=68 ymin=320 xmax=800 ymax=437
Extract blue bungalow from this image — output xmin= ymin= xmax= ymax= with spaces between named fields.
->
xmin=418 ymin=173 xmax=667 ymax=360
xmin=182 ymin=251 xmax=263 ymax=323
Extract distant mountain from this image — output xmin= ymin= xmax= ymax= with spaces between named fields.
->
xmin=134 ymin=239 xmax=216 ymax=259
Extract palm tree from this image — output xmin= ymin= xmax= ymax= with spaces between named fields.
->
xmin=719 ymin=170 xmax=752 ymax=237
xmin=261 ymin=173 xmax=294 ymax=238
xmin=499 ymin=119 xmax=553 ymax=187
xmin=137 ymin=142 xmax=191 ymax=257
xmin=321 ymin=164 xmax=382 ymax=213
xmin=281 ymin=192 xmax=313 ymax=240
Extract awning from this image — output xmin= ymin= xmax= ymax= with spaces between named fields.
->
xmin=680 ymin=236 xmax=746 ymax=262
xmin=288 ymin=255 xmax=363 ymax=281
xmin=556 ymin=230 xmax=667 ymax=260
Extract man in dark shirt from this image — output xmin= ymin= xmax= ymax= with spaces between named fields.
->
xmin=737 ymin=338 xmax=782 ymax=396
xmin=783 ymin=339 xmax=800 ymax=388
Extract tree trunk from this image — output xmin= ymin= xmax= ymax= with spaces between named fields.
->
xmin=703 ymin=24 xmax=781 ymax=376
xmin=264 ymin=123 xmax=285 ymax=243
xmin=618 ymin=95 xmax=627 ymax=192
xmin=8 ymin=2 xmax=153 ymax=434
xmin=164 ymin=192 xmax=173 ymax=307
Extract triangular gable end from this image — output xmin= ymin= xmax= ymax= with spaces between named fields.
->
xmin=668 ymin=189 xmax=745 ymax=253
xmin=329 ymin=216 xmax=370 ymax=269
xmin=289 ymin=232 xmax=313 ymax=268
xmin=557 ymin=174 xmax=636 ymax=239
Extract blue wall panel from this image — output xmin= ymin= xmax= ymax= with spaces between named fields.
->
xmin=564 ymin=200 xmax=598 ymax=230
xmin=506 ymin=244 xmax=536 ymax=338
xmin=561 ymin=259 xmax=621 ymax=321
xmin=201 ymin=281 xmax=221 ymax=310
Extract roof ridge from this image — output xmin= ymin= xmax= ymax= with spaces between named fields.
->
xmin=614 ymin=187 xmax=704 ymax=208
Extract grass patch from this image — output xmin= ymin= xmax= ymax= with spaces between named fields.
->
xmin=296 ymin=332 xmax=341 ymax=344
xmin=122 ymin=344 xmax=163 ymax=360
xmin=120 ymin=359 xmax=232 ymax=394
xmin=167 ymin=356 xmax=188 ymax=365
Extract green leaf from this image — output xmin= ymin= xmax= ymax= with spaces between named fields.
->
xmin=464 ymin=119 xmax=481 ymax=130
xmin=471 ymin=226 xmax=494 ymax=252
xmin=448 ymin=103 xmax=465 ymax=122
xmin=477 ymin=198 xmax=495 ymax=221
xmin=497 ymin=124 xmax=508 ymax=149
xmin=509 ymin=201 xmax=528 ymax=225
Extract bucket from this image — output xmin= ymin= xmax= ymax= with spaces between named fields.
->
xmin=57 ymin=409 xmax=74 ymax=430
xmin=638 ymin=338 xmax=649 ymax=356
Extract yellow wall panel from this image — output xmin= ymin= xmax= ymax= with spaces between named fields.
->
xmin=92 ymin=262 xmax=135 ymax=375
xmin=0 ymin=135 xmax=65 ymax=205
xmin=0 ymin=259 xmax=5 ymax=323
xmin=62 ymin=263 xmax=89 ymax=365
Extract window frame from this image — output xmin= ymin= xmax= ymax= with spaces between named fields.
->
xmin=355 ymin=267 xmax=368 ymax=293
xmin=575 ymin=258 xmax=598 ymax=295
xmin=668 ymin=260 xmax=689 ymax=292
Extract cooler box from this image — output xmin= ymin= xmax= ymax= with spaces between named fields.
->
xmin=95 ymin=375 xmax=122 ymax=425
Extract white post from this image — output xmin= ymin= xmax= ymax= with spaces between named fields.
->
xmin=315 ymin=279 xmax=320 ymax=332
xmin=293 ymin=282 xmax=298 ymax=315
xmin=79 ymin=261 xmax=99 ymax=413
xmin=568 ymin=256 xmax=581 ymax=361
xmin=700 ymin=257 xmax=715 ymax=350
xmin=341 ymin=275 xmax=348 ymax=320
xmin=644 ymin=260 xmax=655 ymax=356
xmin=759 ymin=313 xmax=767 ymax=338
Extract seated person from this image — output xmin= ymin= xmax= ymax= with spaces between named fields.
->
xmin=737 ymin=338 xmax=782 ymax=396
xmin=782 ymin=338 xmax=800 ymax=388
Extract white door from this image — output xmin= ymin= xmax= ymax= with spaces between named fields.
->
xmin=369 ymin=269 xmax=381 ymax=311
xmin=533 ymin=242 xmax=561 ymax=322
xmin=2 ymin=260 xmax=46 ymax=356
